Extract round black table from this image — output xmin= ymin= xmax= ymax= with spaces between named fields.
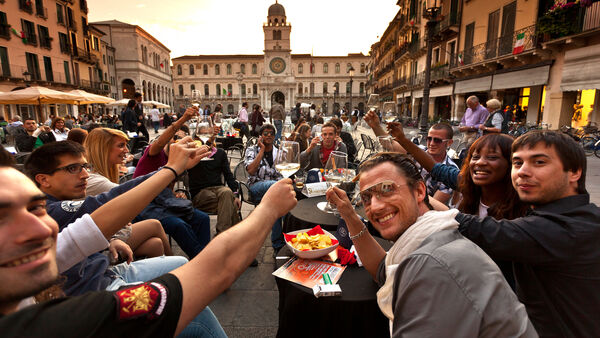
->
xmin=215 ymin=136 xmax=242 ymax=150
xmin=275 ymin=238 xmax=392 ymax=338
xmin=286 ymin=196 xmax=340 ymax=232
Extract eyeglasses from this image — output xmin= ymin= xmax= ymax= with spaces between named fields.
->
xmin=426 ymin=136 xmax=450 ymax=144
xmin=50 ymin=163 xmax=92 ymax=175
xmin=359 ymin=180 xmax=407 ymax=207
xmin=262 ymin=131 xmax=275 ymax=136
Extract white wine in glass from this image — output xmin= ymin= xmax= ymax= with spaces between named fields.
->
xmin=322 ymin=151 xmax=348 ymax=214
xmin=197 ymin=115 xmax=214 ymax=161
xmin=383 ymin=111 xmax=396 ymax=123
xmin=213 ymin=113 xmax=222 ymax=128
xmin=275 ymin=141 xmax=300 ymax=178
xmin=282 ymin=123 xmax=294 ymax=139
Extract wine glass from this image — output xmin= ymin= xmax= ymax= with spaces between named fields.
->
xmin=196 ymin=114 xmax=214 ymax=161
xmin=213 ymin=112 xmax=222 ymax=128
xmin=321 ymin=151 xmax=348 ymax=214
xmin=275 ymin=141 xmax=300 ymax=178
xmin=367 ymin=93 xmax=380 ymax=112
xmin=383 ymin=110 xmax=396 ymax=123
xmin=378 ymin=135 xmax=395 ymax=152
xmin=282 ymin=123 xmax=294 ymax=139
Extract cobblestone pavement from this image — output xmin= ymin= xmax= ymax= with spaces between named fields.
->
xmin=154 ymin=122 xmax=600 ymax=337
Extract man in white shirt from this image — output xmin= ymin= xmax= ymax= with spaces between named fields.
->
xmin=149 ymin=105 xmax=161 ymax=133
xmin=238 ymin=102 xmax=249 ymax=140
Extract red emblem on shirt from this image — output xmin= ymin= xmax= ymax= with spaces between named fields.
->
xmin=114 ymin=283 xmax=162 ymax=320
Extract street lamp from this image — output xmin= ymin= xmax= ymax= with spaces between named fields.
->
xmin=419 ymin=0 xmax=442 ymax=136
xmin=22 ymin=71 xmax=32 ymax=85
xmin=348 ymin=66 xmax=355 ymax=114
xmin=236 ymin=72 xmax=243 ymax=111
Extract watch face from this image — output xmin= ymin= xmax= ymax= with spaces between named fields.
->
xmin=269 ymin=57 xmax=286 ymax=74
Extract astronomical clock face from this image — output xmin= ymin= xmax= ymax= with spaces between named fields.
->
xmin=269 ymin=57 xmax=286 ymax=74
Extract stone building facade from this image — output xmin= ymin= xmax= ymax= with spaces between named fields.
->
xmin=172 ymin=2 xmax=369 ymax=114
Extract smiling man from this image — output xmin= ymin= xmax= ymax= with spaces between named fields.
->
xmin=455 ymin=130 xmax=600 ymax=336
xmin=300 ymin=122 xmax=347 ymax=170
xmin=419 ymin=123 xmax=457 ymax=204
xmin=326 ymin=153 xmax=535 ymax=337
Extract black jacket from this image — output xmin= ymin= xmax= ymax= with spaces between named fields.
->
xmin=456 ymin=194 xmax=600 ymax=337
xmin=122 ymin=107 xmax=138 ymax=132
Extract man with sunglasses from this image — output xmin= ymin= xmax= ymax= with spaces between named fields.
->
xmin=245 ymin=124 xmax=285 ymax=251
xmin=326 ymin=153 xmax=534 ymax=336
xmin=419 ymin=123 xmax=457 ymax=205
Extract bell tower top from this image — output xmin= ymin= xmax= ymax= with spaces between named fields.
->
xmin=264 ymin=1 xmax=291 ymax=51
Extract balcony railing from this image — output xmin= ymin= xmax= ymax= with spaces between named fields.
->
xmin=408 ymin=38 xmax=425 ymax=55
xmin=432 ymin=10 xmax=460 ymax=36
xmin=393 ymin=77 xmax=408 ymax=88
xmin=73 ymin=47 xmax=98 ymax=64
xmin=394 ymin=43 xmax=410 ymax=61
xmin=60 ymin=41 xmax=71 ymax=54
xmin=451 ymin=24 xmax=537 ymax=68
xmin=39 ymin=36 xmax=52 ymax=49
xmin=538 ymin=2 xmax=600 ymax=42
xmin=24 ymin=33 xmax=37 ymax=46
xmin=430 ymin=64 xmax=450 ymax=81
xmin=36 ymin=6 xmax=48 ymax=19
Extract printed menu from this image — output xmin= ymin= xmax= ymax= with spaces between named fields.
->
xmin=273 ymin=257 xmax=346 ymax=289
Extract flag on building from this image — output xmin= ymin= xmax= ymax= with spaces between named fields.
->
xmin=222 ymin=88 xmax=227 ymax=95
xmin=513 ymin=33 xmax=525 ymax=54
xmin=458 ymin=53 xmax=464 ymax=65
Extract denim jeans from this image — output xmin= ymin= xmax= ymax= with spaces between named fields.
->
xmin=249 ymin=180 xmax=284 ymax=249
xmin=152 ymin=121 xmax=160 ymax=133
xmin=160 ymin=209 xmax=211 ymax=258
xmin=106 ymin=255 xmax=189 ymax=290
xmin=178 ymin=306 xmax=227 ymax=338
xmin=274 ymin=119 xmax=283 ymax=142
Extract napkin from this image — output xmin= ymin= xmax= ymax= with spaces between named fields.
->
xmin=336 ymin=246 xmax=357 ymax=266
xmin=284 ymin=225 xmax=339 ymax=249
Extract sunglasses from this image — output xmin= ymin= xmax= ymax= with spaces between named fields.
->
xmin=50 ymin=163 xmax=92 ymax=175
xmin=359 ymin=180 xmax=407 ymax=207
xmin=262 ymin=131 xmax=275 ymax=136
xmin=426 ymin=136 xmax=450 ymax=144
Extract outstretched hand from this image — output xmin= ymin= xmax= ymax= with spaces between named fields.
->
xmin=364 ymin=110 xmax=380 ymax=129
xmin=259 ymin=179 xmax=297 ymax=218
xmin=165 ymin=136 xmax=202 ymax=174
xmin=326 ymin=186 xmax=354 ymax=219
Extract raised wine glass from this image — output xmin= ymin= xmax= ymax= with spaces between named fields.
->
xmin=275 ymin=141 xmax=300 ymax=178
xmin=282 ymin=123 xmax=294 ymax=139
xmin=196 ymin=114 xmax=214 ymax=161
xmin=378 ymin=135 xmax=395 ymax=152
xmin=321 ymin=151 xmax=348 ymax=214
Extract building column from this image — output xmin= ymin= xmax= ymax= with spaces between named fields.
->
xmin=453 ymin=94 xmax=465 ymax=121
xmin=527 ymin=86 xmax=543 ymax=124
xmin=428 ymin=97 xmax=435 ymax=119
xmin=543 ymin=91 xmax=577 ymax=129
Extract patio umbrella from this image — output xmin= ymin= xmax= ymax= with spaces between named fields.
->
xmin=0 ymin=86 xmax=84 ymax=104
xmin=106 ymin=99 xmax=131 ymax=106
xmin=142 ymin=100 xmax=170 ymax=108
xmin=67 ymin=89 xmax=115 ymax=105
xmin=300 ymin=103 xmax=312 ymax=108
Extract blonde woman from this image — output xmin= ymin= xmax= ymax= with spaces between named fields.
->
xmin=85 ymin=128 xmax=173 ymax=258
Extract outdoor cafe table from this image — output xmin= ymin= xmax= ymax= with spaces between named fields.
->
xmin=274 ymin=237 xmax=392 ymax=338
xmin=284 ymin=196 xmax=366 ymax=233
xmin=215 ymin=136 xmax=243 ymax=150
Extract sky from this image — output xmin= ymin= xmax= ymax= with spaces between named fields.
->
xmin=88 ymin=0 xmax=400 ymax=58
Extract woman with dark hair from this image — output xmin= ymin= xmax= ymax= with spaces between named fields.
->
xmin=250 ymin=104 xmax=265 ymax=137
xmin=51 ymin=117 xmax=69 ymax=141
xmin=292 ymin=123 xmax=311 ymax=153
xmin=121 ymin=99 xmax=138 ymax=133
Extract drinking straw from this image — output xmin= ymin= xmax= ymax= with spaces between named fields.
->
xmin=332 ymin=156 xmax=337 ymax=171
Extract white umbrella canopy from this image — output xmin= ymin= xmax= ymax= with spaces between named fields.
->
xmin=106 ymin=98 xmax=131 ymax=106
xmin=67 ymin=89 xmax=115 ymax=104
xmin=0 ymin=86 xmax=84 ymax=104
xmin=142 ymin=100 xmax=170 ymax=108
xmin=300 ymin=103 xmax=312 ymax=108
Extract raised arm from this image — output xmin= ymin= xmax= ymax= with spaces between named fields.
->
xmin=364 ymin=111 xmax=406 ymax=153
xmin=148 ymin=107 xmax=197 ymax=156
xmin=171 ymin=179 xmax=297 ymax=335
xmin=387 ymin=122 xmax=436 ymax=172
xmin=326 ymin=186 xmax=386 ymax=280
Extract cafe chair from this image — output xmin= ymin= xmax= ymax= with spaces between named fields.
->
xmin=118 ymin=172 xmax=134 ymax=184
xmin=233 ymin=162 xmax=259 ymax=209
xmin=358 ymin=134 xmax=378 ymax=160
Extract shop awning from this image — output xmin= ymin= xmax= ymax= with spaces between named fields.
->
xmin=560 ymin=44 xmax=600 ymax=91
xmin=429 ymin=85 xmax=453 ymax=98
xmin=454 ymin=76 xmax=492 ymax=94
xmin=413 ymin=90 xmax=424 ymax=98
xmin=492 ymin=65 xmax=550 ymax=90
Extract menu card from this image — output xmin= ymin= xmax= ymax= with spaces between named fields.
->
xmin=304 ymin=182 xmax=328 ymax=197
xmin=273 ymin=257 xmax=346 ymax=290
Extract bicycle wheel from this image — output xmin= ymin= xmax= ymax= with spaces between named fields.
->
xmin=581 ymin=136 xmax=596 ymax=156
xmin=595 ymin=147 xmax=600 ymax=159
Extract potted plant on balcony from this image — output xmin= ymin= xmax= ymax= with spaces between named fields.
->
xmin=537 ymin=0 xmax=581 ymax=40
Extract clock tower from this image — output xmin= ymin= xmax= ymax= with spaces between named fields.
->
xmin=261 ymin=1 xmax=295 ymax=110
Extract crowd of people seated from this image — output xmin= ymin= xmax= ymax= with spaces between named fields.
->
xmin=0 ymin=93 xmax=599 ymax=337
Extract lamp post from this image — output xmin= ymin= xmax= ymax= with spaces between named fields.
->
xmin=348 ymin=66 xmax=355 ymax=114
xmin=419 ymin=0 xmax=442 ymax=136
xmin=22 ymin=71 xmax=32 ymax=86
xmin=236 ymin=72 xmax=243 ymax=111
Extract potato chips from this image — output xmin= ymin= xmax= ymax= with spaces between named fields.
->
xmin=290 ymin=232 xmax=333 ymax=251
